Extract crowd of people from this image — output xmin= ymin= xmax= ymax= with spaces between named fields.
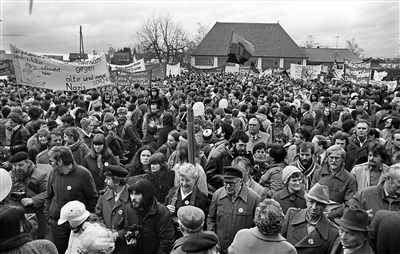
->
xmin=0 ymin=70 xmax=400 ymax=254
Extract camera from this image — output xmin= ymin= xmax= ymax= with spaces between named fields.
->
xmin=125 ymin=224 xmax=142 ymax=243
xmin=9 ymin=191 xmax=26 ymax=201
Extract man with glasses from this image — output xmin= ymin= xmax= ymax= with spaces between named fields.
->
xmin=311 ymin=145 xmax=357 ymax=219
xmin=246 ymin=117 xmax=271 ymax=153
xmin=207 ymin=166 xmax=260 ymax=254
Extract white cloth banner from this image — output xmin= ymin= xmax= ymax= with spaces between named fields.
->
xmin=10 ymin=45 xmax=111 ymax=91
xmin=166 ymin=62 xmax=180 ymax=76
xmin=108 ymin=59 xmax=145 ymax=72
xmin=370 ymin=80 xmax=398 ymax=92
xmin=374 ymin=70 xmax=388 ymax=81
xmin=290 ymin=64 xmax=322 ymax=80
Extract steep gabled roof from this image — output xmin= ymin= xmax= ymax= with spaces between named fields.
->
xmin=302 ymin=48 xmax=361 ymax=63
xmin=192 ymin=22 xmax=307 ymax=58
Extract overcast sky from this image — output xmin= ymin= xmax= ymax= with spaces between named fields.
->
xmin=1 ymin=0 xmax=399 ymax=58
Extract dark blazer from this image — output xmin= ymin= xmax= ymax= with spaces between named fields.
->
xmin=369 ymin=210 xmax=400 ymax=254
xmin=95 ymin=185 xmax=134 ymax=254
xmin=10 ymin=125 xmax=30 ymax=155
xmin=281 ymin=208 xmax=339 ymax=254
xmin=330 ymin=238 xmax=374 ymax=254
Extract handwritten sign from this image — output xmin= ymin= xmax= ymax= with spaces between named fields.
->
xmin=10 ymin=45 xmax=111 ymax=91
xmin=110 ymin=69 xmax=151 ymax=86
xmin=0 ymin=60 xmax=12 ymax=76
xmin=343 ymin=59 xmax=371 ymax=86
xmin=166 ymin=62 xmax=180 ymax=76
xmin=108 ymin=59 xmax=145 ymax=72
xmin=290 ymin=64 xmax=321 ymax=80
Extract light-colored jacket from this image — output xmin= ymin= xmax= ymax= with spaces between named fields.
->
xmin=351 ymin=162 xmax=389 ymax=192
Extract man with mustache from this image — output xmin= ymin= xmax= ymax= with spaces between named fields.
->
xmin=205 ymin=130 xmax=251 ymax=191
xmin=311 ymin=145 xmax=357 ymax=219
xmin=290 ymin=142 xmax=321 ymax=191
xmin=281 ymin=183 xmax=339 ymax=254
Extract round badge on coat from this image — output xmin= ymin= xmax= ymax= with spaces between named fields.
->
xmin=308 ymin=238 xmax=314 ymax=245
xmin=118 ymin=210 xmax=123 ymax=215
xmin=238 ymin=208 xmax=243 ymax=213
xmin=184 ymin=200 xmax=189 ymax=205
xmin=67 ymin=186 xmax=72 ymax=191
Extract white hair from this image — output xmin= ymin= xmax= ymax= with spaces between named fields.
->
xmin=79 ymin=223 xmax=115 ymax=254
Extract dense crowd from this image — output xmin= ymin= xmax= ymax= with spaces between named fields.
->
xmin=0 ymin=71 xmax=400 ymax=254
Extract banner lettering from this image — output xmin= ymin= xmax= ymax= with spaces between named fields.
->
xmin=10 ymin=45 xmax=111 ymax=91
xmin=108 ymin=59 xmax=145 ymax=72
xmin=343 ymin=59 xmax=371 ymax=86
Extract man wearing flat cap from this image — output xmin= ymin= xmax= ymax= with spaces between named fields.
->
xmin=330 ymin=207 xmax=374 ymax=254
xmin=207 ymin=166 xmax=260 ymax=254
xmin=171 ymin=206 xmax=217 ymax=254
xmin=281 ymin=183 xmax=339 ymax=254
xmin=5 ymin=151 xmax=48 ymax=239
xmin=95 ymin=165 xmax=133 ymax=254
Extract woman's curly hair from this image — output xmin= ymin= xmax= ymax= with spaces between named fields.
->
xmin=254 ymin=199 xmax=285 ymax=236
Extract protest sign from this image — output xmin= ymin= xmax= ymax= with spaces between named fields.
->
xmin=370 ymin=80 xmax=398 ymax=92
xmin=343 ymin=59 xmax=371 ymax=86
xmin=110 ymin=69 xmax=151 ymax=86
xmin=10 ymin=45 xmax=111 ymax=91
xmin=166 ymin=62 xmax=180 ymax=76
xmin=373 ymin=70 xmax=388 ymax=81
xmin=191 ymin=65 xmax=225 ymax=74
xmin=0 ymin=60 xmax=12 ymax=76
xmin=290 ymin=64 xmax=321 ymax=80
xmin=108 ymin=59 xmax=145 ymax=72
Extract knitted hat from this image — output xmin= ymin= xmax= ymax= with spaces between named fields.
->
xmin=282 ymin=166 xmax=302 ymax=185
xmin=80 ymin=118 xmax=92 ymax=130
xmin=103 ymin=113 xmax=115 ymax=123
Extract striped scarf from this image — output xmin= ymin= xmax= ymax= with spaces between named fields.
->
xmin=295 ymin=160 xmax=317 ymax=190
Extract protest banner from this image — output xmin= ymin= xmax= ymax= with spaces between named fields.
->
xmin=373 ymin=70 xmax=388 ymax=81
xmin=370 ymin=80 xmax=398 ymax=93
xmin=290 ymin=64 xmax=321 ymax=80
xmin=166 ymin=62 xmax=180 ymax=76
xmin=110 ymin=69 xmax=151 ymax=86
xmin=343 ymin=59 xmax=371 ymax=86
xmin=191 ymin=65 xmax=225 ymax=74
xmin=0 ymin=60 xmax=12 ymax=76
xmin=108 ymin=59 xmax=145 ymax=72
xmin=10 ymin=45 xmax=111 ymax=91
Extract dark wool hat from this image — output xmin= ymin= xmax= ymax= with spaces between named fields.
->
xmin=47 ymin=120 xmax=58 ymax=129
xmin=181 ymin=233 xmax=218 ymax=252
xmin=9 ymin=152 xmax=29 ymax=163
xmin=224 ymin=107 xmax=233 ymax=114
xmin=221 ymin=122 xmax=234 ymax=138
xmin=222 ymin=166 xmax=243 ymax=179
xmin=239 ymin=104 xmax=248 ymax=112
xmin=380 ymin=103 xmax=392 ymax=110
xmin=203 ymin=98 xmax=212 ymax=105
xmin=103 ymin=165 xmax=128 ymax=178
xmin=103 ymin=113 xmax=115 ymax=123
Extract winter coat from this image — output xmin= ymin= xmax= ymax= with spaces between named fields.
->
xmin=272 ymin=186 xmax=306 ymax=214
xmin=95 ymin=185 xmax=135 ymax=254
xmin=346 ymin=135 xmax=375 ymax=166
xmin=124 ymin=198 xmax=175 ymax=254
xmin=157 ymin=125 xmax=175 ymax=148
xmin=0 ymin=233 xmax=58 ymax=254
xmin=259 ymin=162 xmax=286 ymax=198
xmin=67 ymin=140 xmax=90 ymax=166
xmin=10 ymin=125 xmax=30 ymax=155
xmin=82 ymin=153 xmax=118 ymax=192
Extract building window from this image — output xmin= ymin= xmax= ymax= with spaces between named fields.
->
xmin=208 ymin=59 xmax=214 ymax=65
xmin=297 ymin=61 xmax=302 ymax=65
xmin=273 ymin=60 xmax=279 ymax=66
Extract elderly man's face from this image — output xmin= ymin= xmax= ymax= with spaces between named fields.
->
xmin=248 ymin=119 xmax=260 ymax=135
xmin=306 ymin=198 xmax=325 ymax=219
xmin=328 ymin=150 xmax=343 ymax=171
xmin=339 ymin=226 xmax=366 ymax=249
xmin=356 ymin=122 xmax=369 ymax=138
xmin=223 ymin=177 xmax=242 ymax=196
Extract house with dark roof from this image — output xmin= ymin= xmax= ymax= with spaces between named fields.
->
xmin=302 ymin=47 xmax=361 ymax=69
xmin=192 ymin=22 xmax=307 ymax=70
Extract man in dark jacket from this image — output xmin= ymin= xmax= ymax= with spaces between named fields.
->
xmin=5 ymin=152 xmax=48 ymax=239
xmin=347 ymin=119 xmax=375 ymax=166
xmin=281 ymin=183 xmax=339 ymax=254
xmin=142 ymin=123 xmax=159 ymax=151
xmin=205 ymin=130 xmax=251 ymax=191
xmin=44 ymin=146 xmax=98 ymax=254
xmin=125 ymin=179 xmax=175 ymax=254
xmin=6 ymin=112 xmax=30 ymax=155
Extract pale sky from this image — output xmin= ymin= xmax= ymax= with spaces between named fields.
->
xmin=1 ymin=0 xmax=399 ymax=58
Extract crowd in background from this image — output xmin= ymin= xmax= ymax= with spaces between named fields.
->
xmin=1 ymin=71 xmax=400 ymax=254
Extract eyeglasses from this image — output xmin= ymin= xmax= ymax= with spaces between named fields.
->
xmin=223 ymin=178 xmax=241 ymax=186
xmin=328 ymin=156 xmax=342 ymax=161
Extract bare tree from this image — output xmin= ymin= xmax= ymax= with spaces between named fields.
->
xmin=134 ymin=13 xmax=191 ymax=64
xmin=193 ymin=22 xmax=210 ymax=47
xmin=346 ymin=37 xmax=364 ymax=56
xmin=301 ymin=35 xmax=316 ymax=48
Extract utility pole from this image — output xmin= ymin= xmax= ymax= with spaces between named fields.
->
xmin=79 ymin=26 xmax=85 ymax=60
xmin=334 ymin=36 xmax=339 ymax=61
